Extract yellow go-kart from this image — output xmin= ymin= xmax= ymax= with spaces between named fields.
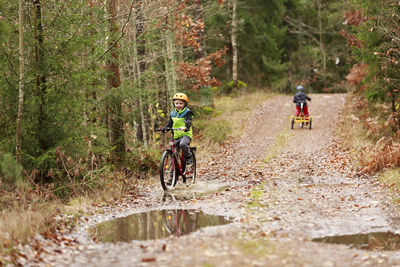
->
xmin=290 ymin=102 xmax=312 ymax=130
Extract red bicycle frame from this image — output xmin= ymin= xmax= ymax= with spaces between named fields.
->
xmin=169 ymin=140 xmax=185 ymax=177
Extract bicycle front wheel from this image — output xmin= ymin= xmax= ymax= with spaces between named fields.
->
xmin=160 ymin=150 xmax=178 ymax=191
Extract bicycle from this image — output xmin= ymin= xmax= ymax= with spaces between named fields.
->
xmin=161 ymin=209 xmax=200 ymax=237
xmin=155 ymin=128 xmax=197 ymax=191
xmin=290 ymin=102 xmax=313 ymax=130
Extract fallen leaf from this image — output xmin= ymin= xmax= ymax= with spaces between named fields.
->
xmin=142 ymin=258 xmax=156 ymax=262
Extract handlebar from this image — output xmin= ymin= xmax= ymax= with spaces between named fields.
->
xmin=155 ymin=128 xmax=184 ymax=132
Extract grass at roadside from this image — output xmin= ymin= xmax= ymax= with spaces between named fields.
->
xmin=379 ymin=169 xmax=400 ymax=191
xmin=336 ymin=95 xmax=372 ymax=167
xmin=338 ymin=94 xmax=400 ymax=193
xmin=194 ymin=91 xmax=276 ymax=155
xmin=0 ymin=170 xmax=133 ymax=261
xmin=0 ymin=189 xmax=59 ymax=262
xmin=214 ymin=92 xmax=277 ymax=138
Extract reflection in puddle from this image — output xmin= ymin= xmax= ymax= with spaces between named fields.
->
xmin=312 ymin=232 xmax=400 ymax=251
xmin=90 ymin=209 xmax=231 ymax=243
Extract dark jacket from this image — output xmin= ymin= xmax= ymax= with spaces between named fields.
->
xmin=293 ymin=92 xmax=311 ymax=107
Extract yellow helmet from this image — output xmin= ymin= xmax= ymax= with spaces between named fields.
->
xmin=172 ymin=93 xmax=189 ymax=104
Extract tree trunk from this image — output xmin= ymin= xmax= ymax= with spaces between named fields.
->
xmin=163 ymin=44 xmax=173 ymax=106
xmin=106 ymin=0 xmax=125 ymax=156
xmin=194 ymin=0 xmax=205 ymax=59
xmin=33 ymin=0 xmax=48 ymax=151
xmin=166 ymin=31 xmax=178 ymax=95
xmin=231 ymin=0 xmax=238 ymax=91
xmin=16 ymin=0 xmax=25 ymax=164
xmin=164 ymin=30 xmax=177 ymax=111
xmin=133 ymin=2 xmax=148 ymax=147
xmin=317 ymin=0 xmax=326 ymax=70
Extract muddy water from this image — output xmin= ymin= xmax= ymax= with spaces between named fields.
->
xmin=313 ymin=232 xmax=400 ymax=251
xmin=89 ymin=209 xmax=232 ymax=243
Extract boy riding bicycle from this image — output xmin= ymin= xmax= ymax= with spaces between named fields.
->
xmin=293 ymin=85 xmax=311 ymax=119
xmin=160 ymin=93 xmax=194 ymax=183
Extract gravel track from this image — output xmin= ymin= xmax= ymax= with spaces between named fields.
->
xmin=18 ymin=94 xmax=400 ymax=267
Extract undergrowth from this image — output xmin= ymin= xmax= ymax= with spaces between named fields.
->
xmin=339 ymin=93 xmax=400 ymax=187
xmin=380 ymin=169 xmax=400 ymax=191
xmin=0 ymin=185 xmax=58 ymax=260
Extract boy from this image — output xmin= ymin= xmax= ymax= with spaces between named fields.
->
xmin=162 ymin=92 xmax=194 ymax=171
xmin=293 ymin=85 xmax=311 ymax=118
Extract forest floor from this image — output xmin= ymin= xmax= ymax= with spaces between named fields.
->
xmin=14 ymin=94 xmax=400 ymax=266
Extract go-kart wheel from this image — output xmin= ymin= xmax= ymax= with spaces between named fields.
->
xmin=291 ymin=118 xmax=294 ymax=129
xmin=309 ymin=118 xmax=312 ymax=130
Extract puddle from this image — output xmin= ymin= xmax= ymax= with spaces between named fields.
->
xmin=90 ymin=209 xmax=232 ymax=243
xmin=312 ymin=232 xmax=400 ymax=251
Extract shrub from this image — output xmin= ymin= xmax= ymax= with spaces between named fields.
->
xmin=125 ymin=147 xmax=160 ymax=176
xmin=193 ymin=120 xmax=208 ymax=132
xmin=207 ymin=120 xmax=232 ymax=143
xmin=215 ymin=80 xmax=247 ymax=95
xmin=0 ymin=153 xmax=23 ymax=190
xmin=360 ymin=137 xmax=400 ymax=173
xmin=198 ymin=106 xmax=221 ymax=117
xmin=365 ymin=87 xmax=386 ymax=103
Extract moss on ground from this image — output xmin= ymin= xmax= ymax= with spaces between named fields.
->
xmin=263 ymin=130 xmax=292 ymax=164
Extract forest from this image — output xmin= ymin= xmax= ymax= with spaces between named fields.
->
xmin=0 ymin=0 xmax=399 ymax=261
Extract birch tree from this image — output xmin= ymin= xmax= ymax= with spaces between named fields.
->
xmin=16 ymin=0 xmax=24 ymax=164
xmin=231 ymin=0 xmax=238 ymax=91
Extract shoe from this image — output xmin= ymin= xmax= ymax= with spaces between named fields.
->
xmin=166 ymin=178 xmax=173 ymax=186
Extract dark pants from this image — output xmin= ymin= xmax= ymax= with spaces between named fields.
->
xmin=174 ymin=136 xmax=192 ymax=162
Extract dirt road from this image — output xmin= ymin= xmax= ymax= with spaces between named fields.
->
xmin=19 ymin=94 xmax=400 ymax=266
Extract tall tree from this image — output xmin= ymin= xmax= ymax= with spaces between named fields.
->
xmin=33 ymin=0 xmax=48 ymax=151
xmin=133 ymin=1 xmax=148 ymax=147
xmin=231 ymin=0 xmax=238 ymax=91
xmin=344 ymin=0 xmax=400 ymax=125
xmin=194 ymin=0 xmax=205 ymax=59
xmin=16 ymin=0 xmax=24 ymax=164
xmin=106 ymin=0 xmax=125 ymax=156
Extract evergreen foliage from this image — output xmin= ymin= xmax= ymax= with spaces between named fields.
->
xmin=345 ymin=0 xmax=399 ymax=106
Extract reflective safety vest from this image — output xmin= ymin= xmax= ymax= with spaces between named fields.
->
xmin=170 ymin=107 xmax=193 ymax=139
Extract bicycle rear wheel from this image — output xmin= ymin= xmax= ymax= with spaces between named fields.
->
xmin=185 ymin=152 xmax=196 ymax=186
xmin=160 ymin=150 xmax=178 ymax=191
